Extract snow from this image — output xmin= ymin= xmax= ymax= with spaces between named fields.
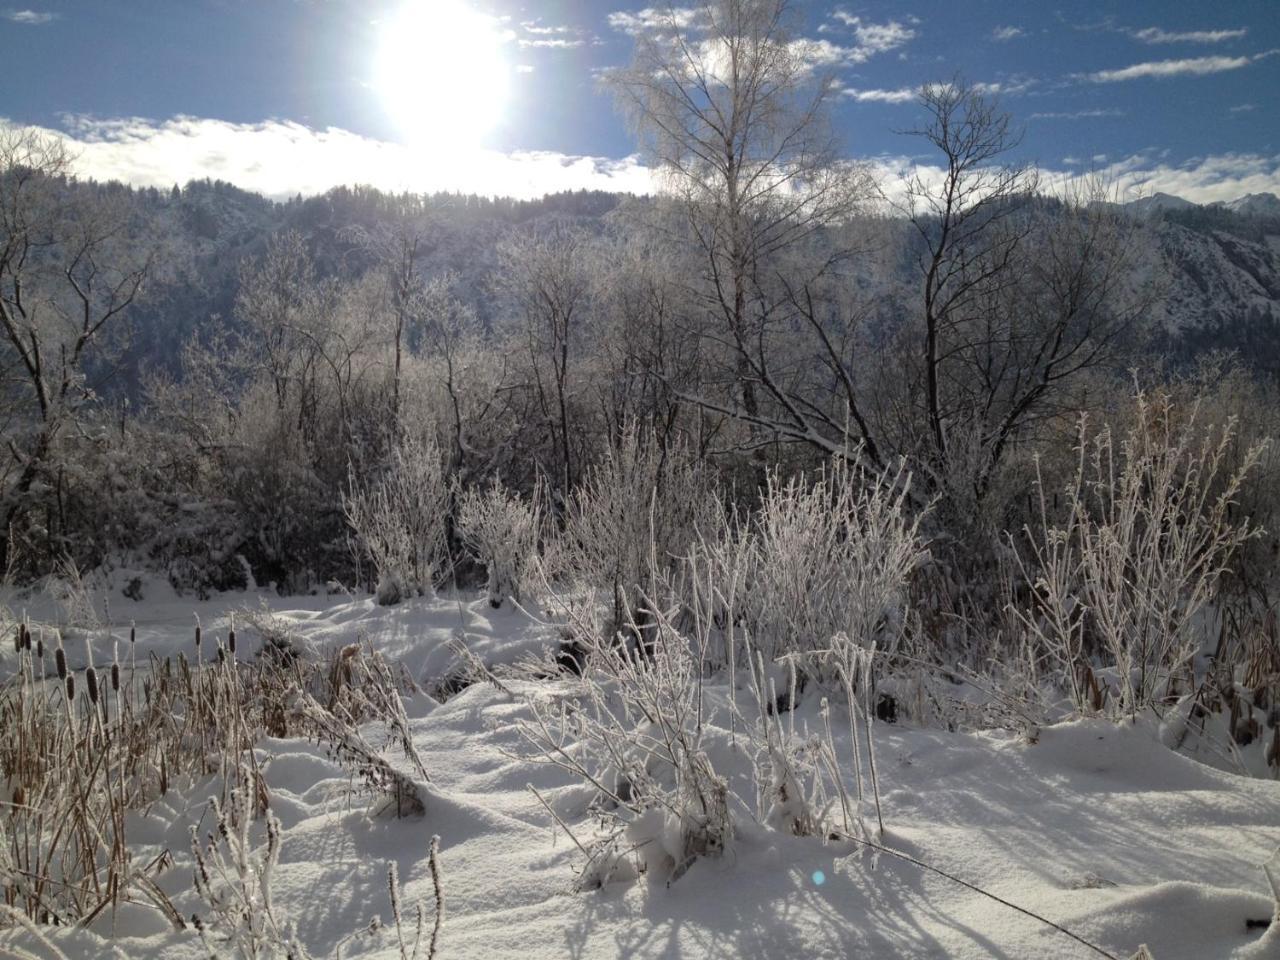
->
xmin=2 ymin=580 xmax=1277 ymax=959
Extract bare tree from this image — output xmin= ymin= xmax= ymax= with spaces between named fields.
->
xmin=344 ymin=214 xmax=435 ymax=428
xmin=593 ymin=228 xmax=709 ymax=451
xmin=631 ymin=74 xmax=1154 ymax=523
xmin=609 ymin=0 xmax=871 ymax=423
xmin=497 ymin=224 xmax=593 ymax=493
xmin=958 ymin=183 xmax=1160 ymax=500
xmin=900 ymin=78 xmax=1038 ymax=484
xmin=234 ymin=230 xmax=328 ymax=420
xmin=0 ymin=129 xmax=156 ymax=562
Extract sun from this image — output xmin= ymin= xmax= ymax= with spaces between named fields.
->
xmin=374 ymin=1 xmax=510 ymax=148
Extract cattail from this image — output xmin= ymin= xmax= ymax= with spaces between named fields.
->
xmin=228 ymin=622 xmax=236 ymax=655
xmin=21 ymin=623 xmax=30 ymax=651
xmin=130 ymin=623 xmax=136 ymax=645
xmin=216 ymin=646 xmax=225 ymax=665
xmin=86 ymin=666 xmax=100 ymax=705
xmin=195 ymin=620 xmax=202 ymax=653
xmin=66 ymin=674 xmax=75 ymax=701
xmin=55 ymin=647 xmax=67 ymax=681
xmin=36 ymin=634 xmax=43 ymax=660
xmin=111 ymin=662 xmax=120 ymax=693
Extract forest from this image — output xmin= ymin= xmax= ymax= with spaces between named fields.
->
xmin=1 ymin=1 xmax=1279 ymax=958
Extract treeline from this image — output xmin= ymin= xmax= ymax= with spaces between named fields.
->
xmin=1 ymin=94 xmax=1279 ymax=606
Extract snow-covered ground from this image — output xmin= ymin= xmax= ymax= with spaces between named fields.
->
xmin=3 ymin=578 xmax=1278 ymax=960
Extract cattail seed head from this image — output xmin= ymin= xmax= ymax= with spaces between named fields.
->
xmin=195 ymin=623 xmax=202 ymax=651
xmin=86 ymin=666 xmax=99 ymax=705
xmin=228 ymin=627 xmax=236 ymax=655
xmin=21 ymin=624 xmax=30 ymax=651
xmin=55 ymin=648 xmax=67 ymax=681
xmin=36 ymin=635 xmax=43 ymax=660
xmin=111 ymin=662 xmax=120 ymax=692
xmin=130 ymin=623 xmax=136 ymax=645
xmin=66 ymin=674 xmax=75 ymax=701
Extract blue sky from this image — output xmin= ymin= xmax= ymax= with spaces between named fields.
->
xmin=2 ymin=0 xmax=1278 ymax=201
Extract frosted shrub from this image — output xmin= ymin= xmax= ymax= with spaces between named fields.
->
xmin=737 ymin=456 xmax=929 ymax=668
xmin=344 ymin=434 xmax=451 ymax=605
xmin=554 ymin=427 xmax=718 ymax=629
xmin=519 ymin=593 xmax=731 ymax=886
xmin=191 ymin=764 xmax=292 ymax=959
xmin=456 ymin=478 xmax=542 ymax=609
xmin=1013 ymin=390 xmax=1264 ymax=716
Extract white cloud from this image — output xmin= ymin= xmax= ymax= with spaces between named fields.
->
xmin=789 ymin=15 xmax=917 ymax=72
xmin=1132 ymin=26 xmax=1247 ymax=44
xmin=841 ymin=86 xmax=917 ymax=104
xmin=1062 ymin=151 xmax=1280 ymax=204
xmin=971 ymin=77 xmax=1035 ymax=96
xmin=841 ymin=77 xmax=1034 ymax=106
xmin=521 ymin=21 xmax=571 ymax=36
xmin=1030 ymin=108 xmax=1125 ymax=120
xmin=991 ymin=26 xmax=1024 ymax=42
xmin=1088 ymin=53 xmax=1257 ymax=82
xmin=4 ymin=9 xmax=55 ymax=24
xmin=13 ymin=114 xmax=1276 ymax=211
xmin=846 ymin=18 xmax=916 ymax=60
xmin=872 ymin=150 xmax=1280 ymax=208
xmin=607 ymin=6 xmax=912 ymax=74
xmin=822 ymin=12 xmax=916 ymax=62
xmin=606 ymin=7 xmax=700 ymax=36
xmin=6 ymin=115 xmax=654 ymax=201
xmin=517 ymin=19 xmax=592 ymax=49
xmin=789 ymin=38 xmax=856 ymax=68
xmin=520 ymin=37 xmax=586 ymax=49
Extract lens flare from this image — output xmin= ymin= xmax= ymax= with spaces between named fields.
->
xmin=374 ymin=1 xmax=510 ymax=147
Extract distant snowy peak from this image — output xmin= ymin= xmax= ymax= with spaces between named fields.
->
xmin=1218 ymin=192 xmax=1280 ymax=217
xmin=1118 ymin=191 xmax=1280 ymax=217
xmin=1123 ymin=192 xmax=1198 ymax=214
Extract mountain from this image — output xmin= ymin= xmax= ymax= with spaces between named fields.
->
xmin=1220 ymin=192 xmax=1280 ymax=217
xmin=42 ymin=175 xmax=1280 ymax=392
xmin=1122 ymin=192 xmax=1198 ymax=215
xmin=1118 ymin=191 xmax=1280 ymax=223
xmin=1150 ymin=212 xmax=1280 ymax=375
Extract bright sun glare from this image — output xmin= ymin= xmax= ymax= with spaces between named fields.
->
xmin=374 ymin=1 xmax=510 ymax=148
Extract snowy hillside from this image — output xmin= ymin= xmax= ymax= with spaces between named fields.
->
xmin=0 ymin=582 xmax=1276 ymax=960
xmin=1156 ymin=219 xmax=1280 ymax=335
xmin=1122 ymin=192 xmax=1200 ymax=216
xmin=58 ymin=176 xmax=1280 ymax=395
xmin=1220 ymin=194 xmax=1280 ymax=218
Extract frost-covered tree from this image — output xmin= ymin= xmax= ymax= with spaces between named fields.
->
xmin=497 ymin=223 xmax=594 ymax=493
xmin=0 ymin=129 xmax=158 ymax=567
xmin=609 ymin=0 xmax=871 ymax=424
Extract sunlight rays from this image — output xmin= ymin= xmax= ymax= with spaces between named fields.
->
xmin=373 ymin=0 xmax=511 ymax=148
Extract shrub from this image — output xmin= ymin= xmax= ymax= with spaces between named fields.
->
xmin=1013 ymin=389 xmax=1264 ymax=716
xmin=455 ymin=477 xmax=542 ymax=609
xmin=553 ymin=426 xmax=718 ymax=632
xmin=344 ymin=434 xmax=451 ymax=605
